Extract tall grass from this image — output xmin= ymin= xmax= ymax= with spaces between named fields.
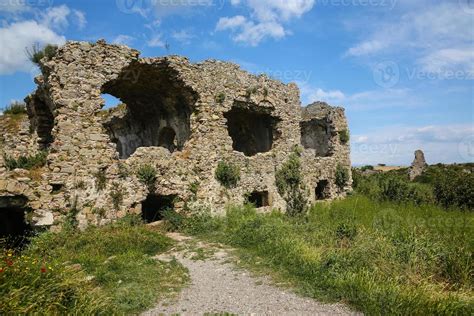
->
xmin=181 ymin=196 xmax=473 ymax=315
xmin=1 ymin=217 xmax=188 ymax=314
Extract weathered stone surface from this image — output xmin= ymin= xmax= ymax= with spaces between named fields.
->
xmin=0 ymin=40 xmax=352 ymax=230
xmin=409 ymin=150 xmax=428 ymax=181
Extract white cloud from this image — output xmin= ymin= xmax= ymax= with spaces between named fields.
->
xmin=217 ymin=0 xmax=315 ymax=46
xmin=113 ymin=34 xmax=135 ymax=46
xmin=0 ymin=4 xmax=85 ymax=74
xmin=345 ymin=3 xmax=474 ymax=75
xmin=0 ymin=1 xmax=28 ymax=13
xmin=418 ymin=48 xmax=474 ymax=74
xmin=73 ymin=10 xmax=87 ymax=30
xmin=152 ymin=0 xmax=213 ymax=18
xmin=298 ymin=83 xmax=422 ymax=110
xmin=216 ymin=16 xmax=247 ymax=30
xmin=147 ymin=34 xmax=166 ymax=48
xmin=0 ymin=20 xmax=65 ymax=74
xmin=172 ymin=30 xmax=194 ymax=44
xmin=351 ymin=124 xmax=474 ymax=165
xmin=40 ymin=5 xmax=71 ymax=30
xmin=346 ymin=40 xmax=388 ymax=57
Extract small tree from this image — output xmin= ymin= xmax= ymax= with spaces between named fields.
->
xmin=275 ymin=148 xmax=308 ymax=216
xmin=215 ymin=161 xmax=240 ymax=189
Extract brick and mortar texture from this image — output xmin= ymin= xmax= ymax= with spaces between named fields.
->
xmin=0 ymin=40 xmax=352 ymax=230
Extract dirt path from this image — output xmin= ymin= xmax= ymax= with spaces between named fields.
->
xmin=143 ymin=233 xmax=357 ymax=316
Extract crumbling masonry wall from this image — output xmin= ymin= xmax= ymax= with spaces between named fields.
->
xmin=0 ymin=40 xmax=351 ymax=230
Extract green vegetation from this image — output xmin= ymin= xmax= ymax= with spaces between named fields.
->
xmin=136 ymin=164 xmax=157 ymax=191
xmin=3 ymin=151 xmax=48 ymax=171
xmin=335 ymin=164 xmax=350 ymax=189
xmin=215 ymin=92 xmax=226 ymax=104
xmin=275 ymin=148 xmax=307 ymax=216
xmin=26 ymin=43 xmax=58 ymax=65
xmin=109 ymin=182 xmax=124 ymax=211
xmin=175 ymin=197 xmax=473 ymax=315
xmin=353 ymin=164 xmax=474 ymax=210
xmin=339 ymin=129 xmax=350 ymax=144
xmin=246 ymin=86 xmax=258 ymax=98
xmin=94 ymin=169 xmax=107 ymax=191
xmin=0 ymin=217 xmax=188 ymax=314
xmin=215 ymin=160 xmax=240 ymax=189
xmin=2 ymin=101 xmax=27 ymax=115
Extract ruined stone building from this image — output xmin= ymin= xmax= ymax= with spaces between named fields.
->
xmin=0 ymin=40 xmax=351 ymax=236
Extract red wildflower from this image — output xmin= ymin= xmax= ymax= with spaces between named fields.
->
xmin=40 ymin=266 xmax=47 ymax=273
xmin=6 ymin=260 xmax=13 ymax=266
xmin=0 ymin=268 xmax=4 ymax=273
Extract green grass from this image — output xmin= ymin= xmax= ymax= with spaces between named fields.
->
xmin=180 ymin=196 xmax=474 ymax=315
xmin=3 ymin=151 xmax=48 ymax=171
xmin=1 ymin=217 xmax=188 ymax=314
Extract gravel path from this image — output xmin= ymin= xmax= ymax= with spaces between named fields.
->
xmin=144 ymin=233 xmax=358 ymax=316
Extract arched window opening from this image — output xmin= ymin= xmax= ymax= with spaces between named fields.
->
xmin=225 ymin=102 xmax=279 ymax=156
xmin=101 ymin=62 xmax=196 ymax=159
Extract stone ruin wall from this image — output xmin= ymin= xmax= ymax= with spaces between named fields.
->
xmin=0 ymin=40 xmax=352 ymax=230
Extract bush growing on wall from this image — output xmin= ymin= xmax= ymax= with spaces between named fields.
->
xmin=339 ymin=129 xmax=350 ymax=144
xmin=26 ymin=43 xmax=58 ymax=65
xmin=136 ymin=164 xmax=157 ymax=191
xmin=215 ymin=160 xmax=240 ymax=188
xmin=335 ymin=164 xmax=350 ymax=189
xmin=3 ymin=151 xmax=48 ymax=171
xmin=2 ymin=101 xmax=27 ymax=115
xmin=275 ymin=148 xmax=308 ymax=216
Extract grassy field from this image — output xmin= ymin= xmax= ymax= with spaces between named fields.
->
xmin=178 ymin=195 xmax=473 ymax=315
xmin=0 ymin=216 xmax=188 ymax=314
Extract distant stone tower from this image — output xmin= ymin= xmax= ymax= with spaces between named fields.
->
xmin=409 ymin=150 xmax=427 ymax=180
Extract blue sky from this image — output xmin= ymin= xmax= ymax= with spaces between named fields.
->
xmin=0 ymin=0 xmax=473 ymax=165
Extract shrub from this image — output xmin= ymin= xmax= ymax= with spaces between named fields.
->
xmin=275 ymin=149 xmax=307 ymax=216
xmin=215 ymin=92 xmax=226 ymax=104
xmin=63 ymin=202 xmax=80 ymax=231
xmin=136 ymin=164 xmax=157 ymax=191
xmin=215 ymin=160 xmax=240 ymax=188
xmin=360 ymin=165 xmax=374 ymax=171
xmin=246 ymin=86 xmax=258 ymax=98
xmin=339 ymin=129 xmax=350 ymax=144
xmin=26 ymin=43 xmax=58 ymax=65
xmin=3 ymin=151 xmax=48 ymax=171
xmin=162 ymin=209 xmax=185 ymax=231
xmin=94 ymin=169 xmax=107 ymax=191
xmin=189 ymin=181 xmax=200 ymax=197
xmin=2 ymin=101 xmax=27 ymax=115
xmin=335 ymin=164 xmax=350 ymax=189
xmin=433 ymin=169 xmax=474 ymax=210
xmin=335 ymin=222 xmax=357 ymax=241
xmin=110 ymin=183 xmax=124 ymax=211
